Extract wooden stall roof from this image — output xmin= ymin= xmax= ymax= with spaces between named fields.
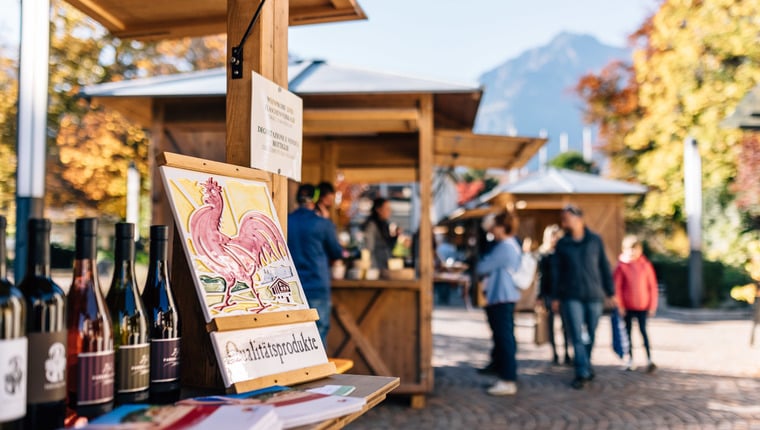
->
xmin=64 ymin=0 xmax=366 ymax=39
xmin=443 ymin=167 xmax=647 ymax=222
xmin=81 ymin=59 xmax=483 ymax=132
xmin=434 ymin=130 xmax=546 ymax=170
xmin=483 ymin=167 xmax=648 ymax=198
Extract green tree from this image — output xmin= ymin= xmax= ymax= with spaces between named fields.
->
xmin=548 ymin=151 xmax=595 ymax=174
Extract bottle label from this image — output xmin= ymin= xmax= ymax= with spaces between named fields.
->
xmin=27 ymin=331 xmax=67 ymax=403
xmin=117 ymin=344 xmax=150 ymax=393
xmin=150 ymin=338 xmax=180 ymax=383
xmin=77 ymin=351 xmax=114 ymax=405
xmin=0 ymin=337 xmax=28 ymax=421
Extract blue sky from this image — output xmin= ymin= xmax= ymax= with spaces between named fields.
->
xmin=0 ymin=0 xmax=656 ymax=82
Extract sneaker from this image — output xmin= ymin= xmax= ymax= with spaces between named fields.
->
xmin=647 ymin=362 xmax=657 ymax=373
xmin=487 ymin=380 xmax=517 ymax=396
xmin=624 ymin=358 xmax=636 ymax=371
xmin=570 ymin=377 xmax=586 ymax=390
xmin=477 ymin=363 xmax=497 ymax=375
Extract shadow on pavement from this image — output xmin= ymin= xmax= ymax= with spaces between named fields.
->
xmin=348 ymin=361 xmax=760 ymax=429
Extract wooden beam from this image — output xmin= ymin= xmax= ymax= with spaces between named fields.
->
xmin=111 ymin=16 xmax=227 ymax=40
xmin=63 ymin=0 xmax=125 ymax=32
xmin=226 ymin=0 xmax=290 ymax=229
xmin=304 ymin=120 xmax=417 ymax=135
xmin=304 ymin=108 xmax=419 ymax=122
xmin=290 ymin=5 xmax=366 ymax=26
xmin=418 ymin=94 xmax=434 ymax=392
xmin=434 ymin=154 xmax=516 ymax=170
xmin=341 ymin=167 xmax=417 ymax=184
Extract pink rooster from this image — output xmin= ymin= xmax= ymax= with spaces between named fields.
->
xmin=189 ymin=177 xmax=288 ymax=312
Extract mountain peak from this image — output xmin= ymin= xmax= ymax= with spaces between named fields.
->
xmin=474 ymin=32 xmax=630 ymax=170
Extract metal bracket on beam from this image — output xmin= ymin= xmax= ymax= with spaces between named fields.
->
xmin=230 ymin=0 xmax=267 ymax=79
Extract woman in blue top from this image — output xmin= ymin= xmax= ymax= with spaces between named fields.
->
xmin=476 ymin=212 xmax=522 ymax=396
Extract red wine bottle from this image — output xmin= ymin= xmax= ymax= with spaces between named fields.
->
xmin=66 ymin=218 xmax=114 ymax=419
xmin=0 ymin=215 xmax=27 ymax=430
xmin=141 ymin=225 xmax=180 ymax=404
xmin=105 ymin=223 xmax=149 ymax=404
xmin=18 ymin=218 xmax=67 ymax=430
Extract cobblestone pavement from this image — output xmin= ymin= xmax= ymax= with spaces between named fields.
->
xmin=348 ymin=303 xmax=760 ymax=429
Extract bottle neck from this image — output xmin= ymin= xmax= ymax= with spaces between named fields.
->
xmin=73 ymin=235 xmax=98 ymax=287
xmin=26 ymin=228 xmax=51 ymax=278
xmin=148 ymin=239 xmax=168 ymax=270
xmin=112 ymin=237 xmax=136 ymax=290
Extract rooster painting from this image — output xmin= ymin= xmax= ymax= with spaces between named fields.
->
xmin=188 ymin=177 xmax=290 ymax=313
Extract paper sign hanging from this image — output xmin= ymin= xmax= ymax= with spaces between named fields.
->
xmin=250 ymin=71 xmax=303 ymax=181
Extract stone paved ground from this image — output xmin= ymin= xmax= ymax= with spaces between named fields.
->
xmin=348 ymin=301 xmax=760 ymax=429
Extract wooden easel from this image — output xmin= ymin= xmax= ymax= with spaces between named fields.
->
xmin=161 ymin=152 xmax=336 ymax=393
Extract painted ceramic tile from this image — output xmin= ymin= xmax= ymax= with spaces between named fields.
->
xmin=160 ymin=165 xmax=309 ymax=322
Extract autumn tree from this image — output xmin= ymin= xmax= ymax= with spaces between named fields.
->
xmin=576 ymin=0 xmax=760 ymax=262
xmin=575 ymin=60 xmax=642 ymax=180
xmin=548 ymin=151 xmax=596 ymax=174
xmin=41 ymin=0 xmax=226 ymax=220
xmin=0 ymin=47 xmax=17 ymax=229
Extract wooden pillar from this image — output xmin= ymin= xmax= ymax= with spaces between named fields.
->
xmin=226 ymin=0 xmax=290 ymax=227
xmin=415 ymin=94 xmax=434 ymax=407
xmin=172 ymin=0 xmax=292 ymax=390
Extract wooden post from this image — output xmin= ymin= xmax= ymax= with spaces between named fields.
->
xmin=172 ymin=0 xmax=292 ymax=390
xmin=226 ymin=0 xmax=289 ymax=225
xmin=414 ymin=94 xmax=434 ymax=408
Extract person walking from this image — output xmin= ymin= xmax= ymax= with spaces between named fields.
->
xmin=476 ymin=212 xmax=522 ymax=396
xmin=538 ymin=224 xmax=572 ymax=365
xmin=552 ymin=205 xmax=616 ymax=389
xmin=288 ymin=184 xmax=344 ymax=347
xmin=614 ymin=235 xmax=658 ymax=372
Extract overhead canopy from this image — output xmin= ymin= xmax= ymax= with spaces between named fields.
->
xmin=487 ymin=167 xmax=649 ymax=197
xmin=64 ymin=0 xmax=366 ymax=39
xmin=434 ymin=130 xmax=546 ymax=170
xmin=443 ymin=168 xmax=647 ymax=222
xmin=81 ymin=59 xmax=484 ymax=135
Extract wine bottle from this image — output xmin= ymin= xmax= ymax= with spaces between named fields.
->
xmin=66 ymin=218 xmax=114 ymax=419
xmin=105 ymin=223 xmax=149 ymax=404
xmin=0 ymin=215 xmax=27 ymax=430
xmin=18 ymin=218 xmax=67 ymax=430
xmin=141 ymin=225 xmax=180 ymax=404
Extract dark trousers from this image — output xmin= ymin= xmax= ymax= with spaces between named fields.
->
xmin=624 ymin=310 xmax=651 ymax=359
xmin=545 ymin=298 xmax=571 ymax=360
xmin=485 ymin=302 xmax=517 ymax=382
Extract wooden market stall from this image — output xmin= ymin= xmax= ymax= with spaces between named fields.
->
xmin=81 ymin=61 xmax=546 ymax=406
xmin=451 ymin=167 xmax=648 ymax=265
xmin=62 ymin=0 xmax=405 ymax=426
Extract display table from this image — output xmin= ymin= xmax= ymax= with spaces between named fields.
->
xmin=181 ymin=373 xmax=398 ymax=430
xmin=433 ymin=271 xmax=472 ymax=309
xmin=294 ymin=374 xmax=399 ymax=430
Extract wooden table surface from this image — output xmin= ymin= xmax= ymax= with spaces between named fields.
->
xmin=294 ymin=374 xmax=400 ymax=430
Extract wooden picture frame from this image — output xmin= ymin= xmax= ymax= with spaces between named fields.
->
xmin=158 ymin=152 xmax=336 ymax=393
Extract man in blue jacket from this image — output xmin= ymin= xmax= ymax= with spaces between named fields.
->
xmin=552 ymin=205 xmax=616 ymax=389
xmin=288 ymin=184 xmax=344 ymax=348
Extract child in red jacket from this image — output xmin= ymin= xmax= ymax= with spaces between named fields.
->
xmin=614 ymin=235 xmax=658 ymax=372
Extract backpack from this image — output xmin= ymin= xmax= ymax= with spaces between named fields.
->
xmin=509 ymin=240 xmax=538 ymax=290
